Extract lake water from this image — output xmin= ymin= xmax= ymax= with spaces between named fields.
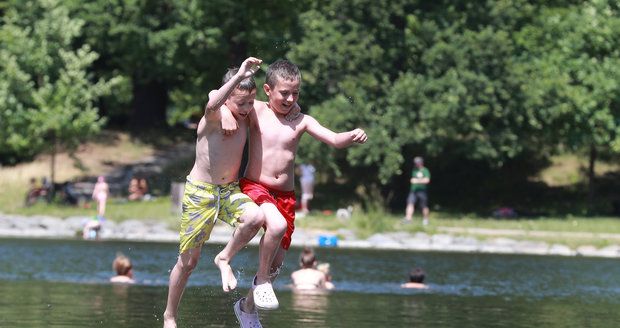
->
xmin=1 ymin=238 xmax=619 ymax=327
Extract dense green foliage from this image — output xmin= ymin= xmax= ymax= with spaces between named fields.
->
xmin=1 ymin=0 xmax=619 ymax=213
xmin=0 ymin=0 xmax=120 ymax=164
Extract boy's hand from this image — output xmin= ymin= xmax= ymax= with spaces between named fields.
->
xmin=350 ymin=128 xmax=367 ymax=144
xmin=285 ymin=103 xmax=302 ymax=122
xmin=220 ymin=106 xmax=238 ymax=135
xmin=239 ymin=57 xmax=262 ymax=78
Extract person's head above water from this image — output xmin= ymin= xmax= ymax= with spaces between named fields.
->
xmin=299 ymin=247 xmax=317 ymax=269
xmin=113 ymin=253 xmax=133 ymax=277
xmin=409 ymin=267 xmax=425 ymax=283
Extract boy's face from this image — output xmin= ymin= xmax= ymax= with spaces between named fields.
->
xmin=225 ymin=89 xmax=256 ymax=119
xmin=264 ymin=77 xmax=300 ymax=115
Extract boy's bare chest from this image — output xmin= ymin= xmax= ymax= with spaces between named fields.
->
xmin=203 ymin=120 xmax=247 ymax=146
xmin=255 ymin=115 xmax=301 ymax=148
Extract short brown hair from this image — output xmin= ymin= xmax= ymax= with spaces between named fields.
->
xmin=265 ymin=59 xmax=301 ymax=88
xmin=222 ymin=67 xmax=256 ymax=92
xmin=299 ymin=247 xmax=316 ymax=268
xmin=113 ymin=253 xmax=132 ymax=276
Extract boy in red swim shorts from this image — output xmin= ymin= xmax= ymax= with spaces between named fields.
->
xmin=221 ymin=59 xmax=367 ymax=326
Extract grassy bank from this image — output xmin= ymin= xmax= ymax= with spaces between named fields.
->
xmin=2 ymin=192 xmax=620 ymax=249
xmin=2 ymin=130 xmax=620 ymax=249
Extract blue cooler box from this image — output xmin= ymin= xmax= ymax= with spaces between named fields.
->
xmin=318 ymin=235 xmax=338 ymax=247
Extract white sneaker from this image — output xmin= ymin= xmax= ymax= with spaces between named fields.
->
xmin=252 ymin=276 xmax=279 ymax=310
xmin=423 ymin=218 xmax=429 ymax=226
xmin=234 ymin=298 xmax=263 ymax=328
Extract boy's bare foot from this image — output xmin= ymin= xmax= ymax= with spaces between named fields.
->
xmin=163 ymin=312 xmax=176 ymax=328
xmin=214 ymin=254 xmax=237 ymax=292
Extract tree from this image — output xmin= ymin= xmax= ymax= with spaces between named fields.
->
xmin=0 ymin=0 xmax=120 ymax=182
xmin=516 ymin=0 xmax=620 ymax=213
xmin=72 ymin=0 xmax=307 ymax=129
xmin=289 ymin=1 xmax=547 ymax=198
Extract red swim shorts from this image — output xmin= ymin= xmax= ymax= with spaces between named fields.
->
xmin=240 ymin=178 xmax=296 ymax=250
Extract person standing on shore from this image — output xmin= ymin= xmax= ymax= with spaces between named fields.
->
xmin=298 ymin=163 xmax=316 ymax=216
xmin=92 ymin=176 xmax=109 ymax=218
xmin=404 ymin=156 xmax=431 ymax=225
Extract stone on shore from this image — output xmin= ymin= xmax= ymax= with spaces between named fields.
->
xmin=1 ymin=213 xmax=619 ymax=258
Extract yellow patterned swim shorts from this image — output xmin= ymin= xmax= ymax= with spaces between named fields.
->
xmin=178 ymin=177 xmax=257 ymax=253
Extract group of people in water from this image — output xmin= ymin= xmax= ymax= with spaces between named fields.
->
xmin=109 ymin=248 xmax=426 ymax=291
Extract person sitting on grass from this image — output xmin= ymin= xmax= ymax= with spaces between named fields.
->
xmin=128 ymin=177 xmax=144 ymax=201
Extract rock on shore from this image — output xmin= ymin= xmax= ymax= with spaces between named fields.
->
xmin=1 ymin=213 xmax=620 ymax=258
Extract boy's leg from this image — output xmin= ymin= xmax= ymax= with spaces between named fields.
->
xmin=163 ymin=247 xmax=202 ymax=328
xmin=238 ymin=203 xmax=287 ymax=312
xmin=98 ymin=199 xmax=106 ymax=217
xmin=214 ymin=203 xmax=265 ymax=292
xmin=255 ymin=203 xmax=287 ymax=285
xmin=243 ymin=244 xmax=287 ymax=313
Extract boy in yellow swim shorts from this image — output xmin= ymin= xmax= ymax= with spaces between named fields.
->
xmin=163 ymin=57 xmax=267 ymax=328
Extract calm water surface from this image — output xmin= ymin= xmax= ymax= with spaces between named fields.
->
xmin=1 ymin=238 xmax=619 ymax=327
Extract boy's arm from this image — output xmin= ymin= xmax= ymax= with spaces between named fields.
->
xmin=411 ymin=177 xmax=430 ymax=184
xmin=219 ymin=105 xmax=238 ymax=135
xmin=204 ymin=57 xmax=262 ymax=116
xmin=304 ymin=115 xmax=367 ymax=148
xmin=285 ymin=103 xmax=301 ymax=122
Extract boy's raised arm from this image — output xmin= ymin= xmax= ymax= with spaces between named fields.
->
xmin=204 ymin=57 xmax=262 ymax=116
xmin=305 ymin=116 xmax=367 ymax=148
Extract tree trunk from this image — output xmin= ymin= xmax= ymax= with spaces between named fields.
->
xmin=49 ymin=136 xmax=57 ymax=203
xmin=50 ymin=135 xmax=56 ymax=186
xmin=587 ymin=144 xmax=597 ymax=215
xmin=130 ymin=80 xmax=168 ymax=129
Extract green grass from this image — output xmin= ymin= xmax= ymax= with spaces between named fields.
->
xmin=433 ymin=215 xmax=620 ymax=234
xmin=4 ymin=190 xmax=179 ymax=229
xmin=2 ymin=135 xmax=620 ymax=250
xmin=295 ymin=210 xmax=620 ymax=248
xmin=3 ymin=189 xmax=620 ymax=248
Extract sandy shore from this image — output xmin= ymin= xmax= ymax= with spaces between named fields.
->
xmin=2 ymin=213 xmax=620 ymax=258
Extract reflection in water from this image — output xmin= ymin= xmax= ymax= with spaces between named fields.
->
xmin=290 ymin=290 xmax=330 ymax=325
xmin=291 ymin=289 xmax=330 ymax=312
xmin=89 ymin=294 xmax=105 ymax=316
